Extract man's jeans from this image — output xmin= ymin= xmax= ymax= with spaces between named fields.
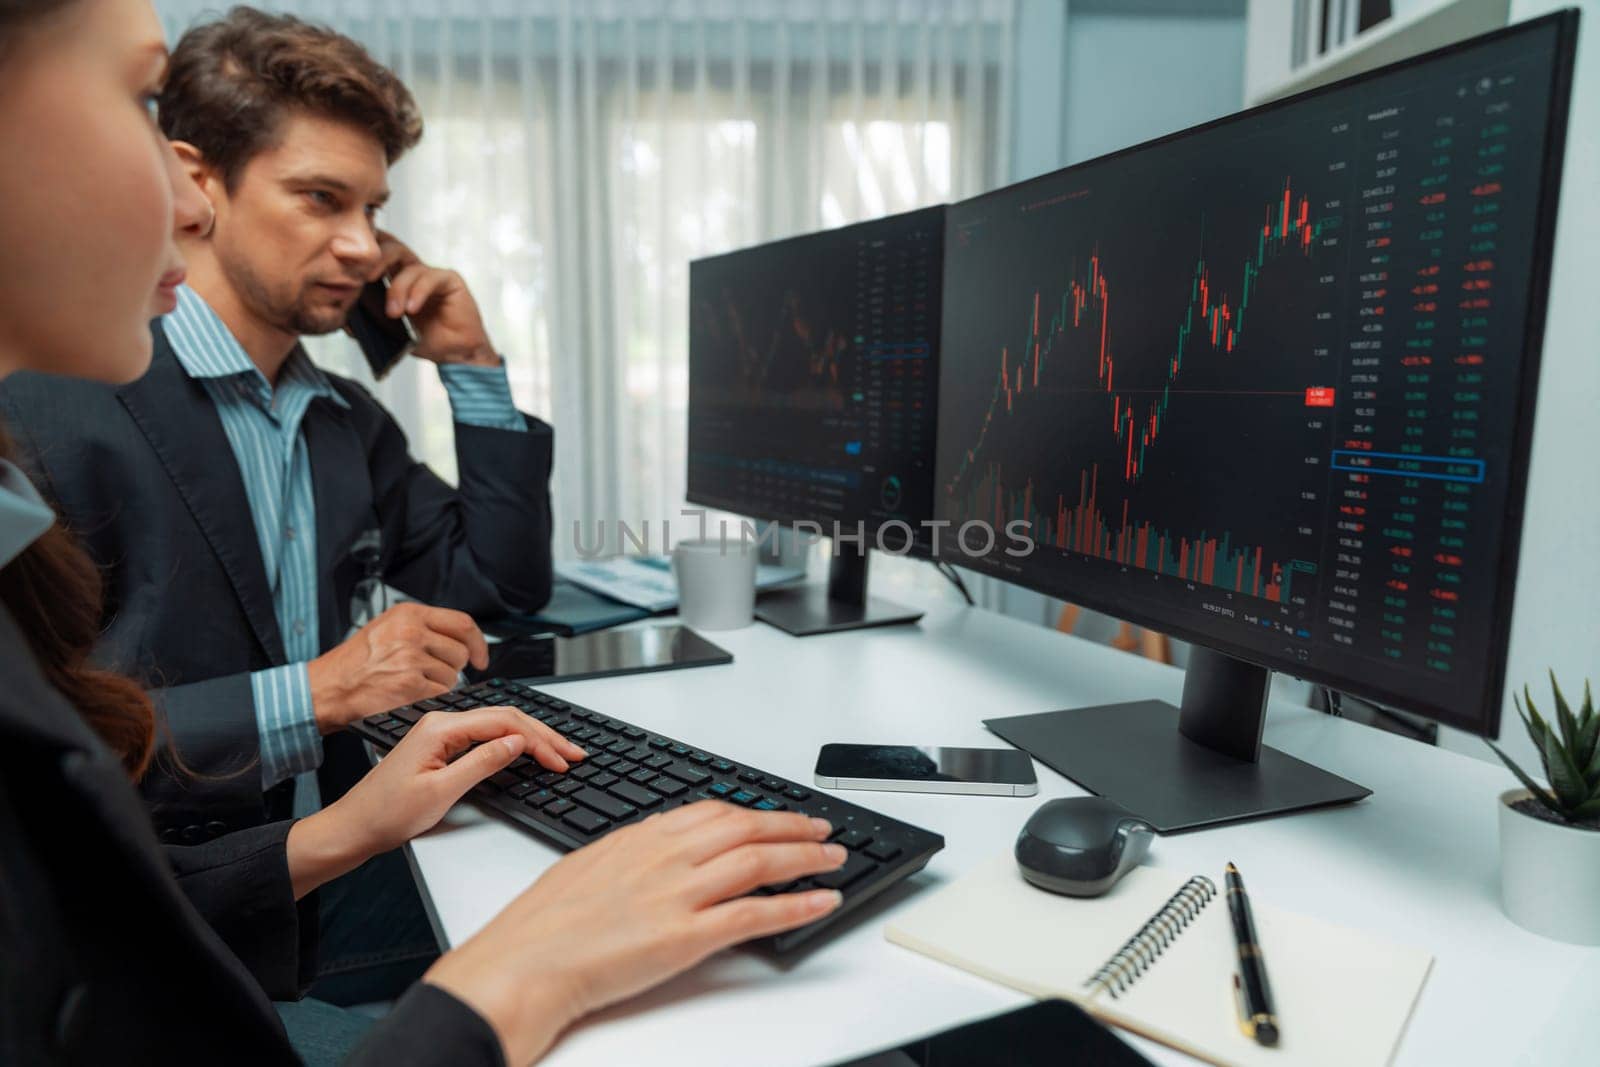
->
xmin=276 ymin=998 xmax=377 ymax=1066
xmin=307 ymin=846 xmax=440 ymax=1006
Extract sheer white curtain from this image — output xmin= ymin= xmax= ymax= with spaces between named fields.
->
xmin=157 ymin=0 xmax=1015 ymax=564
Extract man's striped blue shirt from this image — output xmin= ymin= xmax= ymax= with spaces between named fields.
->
xmin=163 ymin=284 xmax=523 ymax=787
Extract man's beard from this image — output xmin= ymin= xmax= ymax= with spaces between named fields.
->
xmin=221 ymin=253 xmax=350 ymax=338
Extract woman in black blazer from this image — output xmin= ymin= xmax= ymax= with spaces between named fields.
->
xmin=0 ymin=2 xmax=849 ymax=1064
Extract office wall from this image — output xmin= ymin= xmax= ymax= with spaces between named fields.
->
xmin=1061 ymin=13 xmax=1246 ymax=165
xmin=1010 ymin=1 xmax=1248 ymax=180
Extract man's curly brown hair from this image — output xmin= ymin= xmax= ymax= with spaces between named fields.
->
xmin=159 ymin=6 xmax=422 ymax=187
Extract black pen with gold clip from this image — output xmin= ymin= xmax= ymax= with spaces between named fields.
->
xmin=1225 ymin=862 xmax=1279 ymax=1047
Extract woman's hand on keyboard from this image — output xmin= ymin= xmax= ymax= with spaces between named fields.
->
xmin=287 ymin=706 xmax=586 ymax=898
xmin=423 ymin=800 xmax=847 ymax=1065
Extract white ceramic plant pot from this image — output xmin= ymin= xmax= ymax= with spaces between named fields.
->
xmin=1498 ymin=788 xmax=1600 ymax=945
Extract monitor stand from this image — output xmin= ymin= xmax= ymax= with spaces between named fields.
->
xmin=755 ymin=550 xmax=923 ymax=637
xmin=985 ymin=647 xmax=1370 ymax=833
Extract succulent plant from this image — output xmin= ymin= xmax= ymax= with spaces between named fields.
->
xmin=1489 ymin=672 xmax=1600 ymax=827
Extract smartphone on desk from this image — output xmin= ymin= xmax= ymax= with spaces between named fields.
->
xmin=345 ymin=276 xmax=417 ymax=379
xmin=814 ymin=743 xmax=1038 ymax=797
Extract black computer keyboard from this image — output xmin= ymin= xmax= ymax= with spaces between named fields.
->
xmin=352 ymin=678 xmax=945 ymax=952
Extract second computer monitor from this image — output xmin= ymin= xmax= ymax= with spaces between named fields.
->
xmin=688 ymin=207 xmax=944 ymax=634
xmin=688 ymin=205 xmax=944 ymax=541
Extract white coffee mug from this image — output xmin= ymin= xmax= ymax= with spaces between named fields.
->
xmin=672 ymin=537 xmax=758 ymax=630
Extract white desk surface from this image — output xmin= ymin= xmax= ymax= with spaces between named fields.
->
xmin=407 ymin=600 xmax=1594 ymax=1067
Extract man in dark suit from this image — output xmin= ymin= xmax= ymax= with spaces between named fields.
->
xmin=0 ymin=8 xmax=553 ymax=1001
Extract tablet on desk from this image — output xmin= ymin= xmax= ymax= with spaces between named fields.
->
xmin=464 ymin=625 xmax=732 ymax=685
xmin=824 ymin=1000 xmax=1152 ymax=1067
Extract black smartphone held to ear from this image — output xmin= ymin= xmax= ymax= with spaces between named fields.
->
xmin=346 ymin=276 xmax=417 ymax=380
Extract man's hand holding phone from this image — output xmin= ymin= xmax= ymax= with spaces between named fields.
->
xmin=369 ymin=230 xmax=500 ymax=368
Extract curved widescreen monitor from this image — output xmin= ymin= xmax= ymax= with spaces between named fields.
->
xmin=688 ymin=206 xmax=944 ymax=554
xmin=932 ymin=14 xmax=1576 ymax=736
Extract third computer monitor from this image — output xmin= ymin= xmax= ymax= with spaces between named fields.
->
xmin=932 ymin=13 xmax=1574 ymax=767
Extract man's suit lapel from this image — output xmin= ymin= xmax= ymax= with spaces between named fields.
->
xmin=302 ymin=392 xmax=381 ymax=806
xmin=116 ymin=328 xmax=288 ymax=664
xmin=303 ymin=391 xmax=376 ymax=645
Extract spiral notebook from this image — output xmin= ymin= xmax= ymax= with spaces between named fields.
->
xmin=886 ymin=855 xmax=1433 ymax=1067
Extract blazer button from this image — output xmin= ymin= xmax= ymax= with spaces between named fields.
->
xmin=53 ymin=983 xmax=89 ymax=1051
xmin=57 ymin=749 xmax=91 ymax=779
xmin=205 ymin=820 xmax=228 ymax=838
xmin=159 ymin=828 xmax=180 ymax=844
xmin=180 ymin=824 xmax=206 ymax=845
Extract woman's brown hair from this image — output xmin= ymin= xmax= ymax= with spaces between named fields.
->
xmin=0 ymin=428 xmax=156 ymax=778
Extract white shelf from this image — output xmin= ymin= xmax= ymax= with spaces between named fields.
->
xmin=1247 ymin=0 xmax=1510 ymax=105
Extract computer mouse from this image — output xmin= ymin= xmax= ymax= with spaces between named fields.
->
xmin=1014 ymin=796 xmax=1155 ymax=898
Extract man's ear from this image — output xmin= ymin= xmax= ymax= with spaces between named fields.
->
xmin=169 ymin=140 xmax=224 ymax=214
